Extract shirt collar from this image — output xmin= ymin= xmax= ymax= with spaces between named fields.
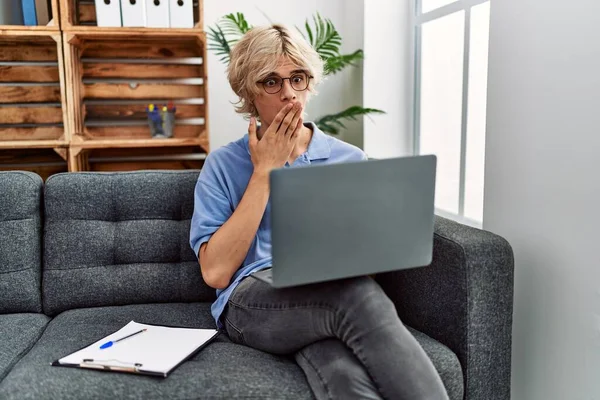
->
xmin=244 ymin=121 xmax=331 ymax=161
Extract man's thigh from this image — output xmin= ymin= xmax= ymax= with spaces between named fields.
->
xmin=224 ymin=270 xmax=389 ymax=354
xmin=224 ymin=271 xmax=337 ymax=353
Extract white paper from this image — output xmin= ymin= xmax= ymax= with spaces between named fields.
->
xmin=58 ymin=321 xmax=218 ymax=376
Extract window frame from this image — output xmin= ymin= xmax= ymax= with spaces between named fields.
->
xmin=413 ymin=0 xmax=490 ymax=228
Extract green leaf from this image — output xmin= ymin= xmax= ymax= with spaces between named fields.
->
xmin=207 ymin=25 xmax=232 ymax=65
xmin=222 ymin=12 xmax=252 ymax=40
xmin=303 ymin=13 xmax=342 ymax=61
xmin=324 ymin=50 xmax=364 ymax=75
xmin=315 ymin=106 xmax=386 ymax=135
xmin=207 ymin=12 xmax=253 ymax=65
xmin=305 ymin=21 xmax=313 ymax=44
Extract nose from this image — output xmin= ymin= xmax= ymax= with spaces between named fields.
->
xmin=279 ymin=79 xmax=297 ymax=102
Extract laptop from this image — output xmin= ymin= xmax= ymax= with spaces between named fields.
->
xmin=251 ymin=154 xmax=437 ymax=288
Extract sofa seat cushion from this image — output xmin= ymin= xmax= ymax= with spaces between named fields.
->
xmin=0 ymin=303 xmax=313 ymax=399
xmin=0 ymin=303 xmax=463 ymax=399
xmin=0 ymin=314 xmax=49 ymax=382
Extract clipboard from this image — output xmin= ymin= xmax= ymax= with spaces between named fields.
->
xmin=52 ymin=321 xmax=221 ymax=378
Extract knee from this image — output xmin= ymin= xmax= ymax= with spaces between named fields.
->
xmin=297 ymin=339 xmax=381 ymax=398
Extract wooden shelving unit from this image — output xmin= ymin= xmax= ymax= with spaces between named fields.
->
xmin=0 ymin=0 xmax=209 ymax=177
xmin=0 ymin=25 xmax=70 ymax=177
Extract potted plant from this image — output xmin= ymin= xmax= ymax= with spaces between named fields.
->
xmin=208 ymin=12 xmax=384 ymax=135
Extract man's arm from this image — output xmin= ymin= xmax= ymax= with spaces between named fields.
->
xmin=199 ymin=104 xmax=303 ymax=289
xmin=199 ymin=171 xmax=270 ymax=289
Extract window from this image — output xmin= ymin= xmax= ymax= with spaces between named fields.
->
xmin=413 ymin=0 xmax=491 ymax=227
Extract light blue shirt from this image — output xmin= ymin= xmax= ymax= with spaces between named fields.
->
xmin=189 ymin=122 xmax=367 ymax=328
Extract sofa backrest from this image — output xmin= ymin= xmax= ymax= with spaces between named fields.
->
xmin=0 ymin=171 xmax=44 ymax=314
xmin=42 ymin=170 xmax=216 ymax=316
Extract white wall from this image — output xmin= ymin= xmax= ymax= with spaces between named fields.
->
xmin=363 ymin=0 xmax=413 ymax=158
xmin=484 ymin=0 xmax=600 ymax=399
xmin=204 ymin=0 xmax=365 ymax=150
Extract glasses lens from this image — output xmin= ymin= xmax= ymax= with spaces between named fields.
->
xmin=263 ymin=77 xmax=282 ymax=94
xmin=291 ymin=73 xmax=309 ymax=91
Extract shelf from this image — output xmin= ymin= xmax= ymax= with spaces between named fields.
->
xmin=0 ymin=148 xmax=68 ymax=180
xmin=64 ymin=31 xmax=208 ymax=153
xmin=0 ymin=31 xmax=70 ymax=149
xmin=70 ymin=136 xmax=207 ymax=150
xmin=60 ymin=0 xmax=203 ymax=32
xmin=63 ymin=29 xmax=206 ymax=43
xmin=0 ymin=140 xmax=68 ymax=150
xmin=83 ymin=146 xmax=206 ymax=172
xmin=0 ymin=24 xmax=59 ymax=33
xmin=60 ymin=26 xmax=204 ymax=35
xmin=0 ymin=0 xmax=61 ymax=31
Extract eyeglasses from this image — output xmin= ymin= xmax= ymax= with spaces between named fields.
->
xmin=257 ymin=72 xmax=313 ymax=94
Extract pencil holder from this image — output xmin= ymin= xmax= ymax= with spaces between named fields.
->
xmin=146 ymin=104 xmax=164 ymax=138
xmin=161 ymin=109 xmax=175 ymax=138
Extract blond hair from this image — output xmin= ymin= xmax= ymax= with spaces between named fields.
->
xmin=227 ymin=24 xmax=324 ymax=118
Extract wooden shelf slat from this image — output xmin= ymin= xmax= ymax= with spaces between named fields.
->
xmin=0 ymin=106 xmax=64 ymax=124
xmin=0 ymin=24 xmax=60 ymax=32
xmin=0 ymin=65 xmax=60 ymax=82
xmin=84 ymin=103 xmax=204 ymax=119
xmin=62 ymin=26 xmax=204 ymax=34
xmin=82 ymin=63 xmax=201 ymax=79
xmin=0 ymin=85 xmax=62 ymax=103
xmin=62 ymin=28 xmax=206 ymax=40
xmin=72 ymin=137 xmax=205 ymax=149
xmin=0 ymin=125 xmax=64 ymax=141
xmin=0 ymin=140 xmax=68 ymax=150
xmin=83 ymin=82 xmax=205 ymax=100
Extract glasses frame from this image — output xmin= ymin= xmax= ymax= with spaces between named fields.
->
xmin=257 ymin=73 xmax=314 ymax=94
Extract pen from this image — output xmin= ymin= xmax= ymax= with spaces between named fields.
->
xmin=99 ymin=329 xmax=147 ymax=349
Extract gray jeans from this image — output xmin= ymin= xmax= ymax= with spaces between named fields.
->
xmin=222 ymin=269 xmax=449 ymax=400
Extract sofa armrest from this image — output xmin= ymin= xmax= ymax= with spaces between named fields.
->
xmin=375 ymin=215 xmax=514 ymax=400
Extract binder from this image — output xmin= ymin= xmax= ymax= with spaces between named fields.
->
xmin=145 ymin=0 xmax=169 ymax=28
xmin=169 ymin=0 xmax=194 ymax=28
xmin=34 ymin=0 xmax=50 ymax=25
xmin=52 ymin=321 xmax=220 ymax=378
xmin=94 ymin=0 xmax=122 ymax=27
xmin=121 ymin=0 xmax=146 ymax=27
xmin=0 ymin=1 xmax=24 ymax=25
xmin=21 ymin=0 xmax=37 ymax=25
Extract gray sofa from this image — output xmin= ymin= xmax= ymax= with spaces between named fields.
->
xmin=0 ymin=170 xmax=514 ymax=399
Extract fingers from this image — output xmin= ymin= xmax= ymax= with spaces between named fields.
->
xmin=290 ymin=116 xmax=303 ymax=140
xmin=248 ymin=117 xmax=258 ymax=146
xmin=285 ymin=104 xmax=303 ymax=136
xmin=277 ymin=103 xmax=301 ymax=136
xmin=271 ymin=103 xmax=294 ymax=133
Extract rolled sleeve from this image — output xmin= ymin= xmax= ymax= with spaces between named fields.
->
xmin=189 ymin=179 xmax=232 ymax=260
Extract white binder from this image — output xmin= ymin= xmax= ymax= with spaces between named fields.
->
xmin=169 ymin=0 xmax=194 ymax=28
xmin=121 ymin=0 xmax=146 ymax=27
xmin=94 ymin=0 xmax=122 ymax=27
xmin=145 ymin=0 xmax=169 ymax=28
